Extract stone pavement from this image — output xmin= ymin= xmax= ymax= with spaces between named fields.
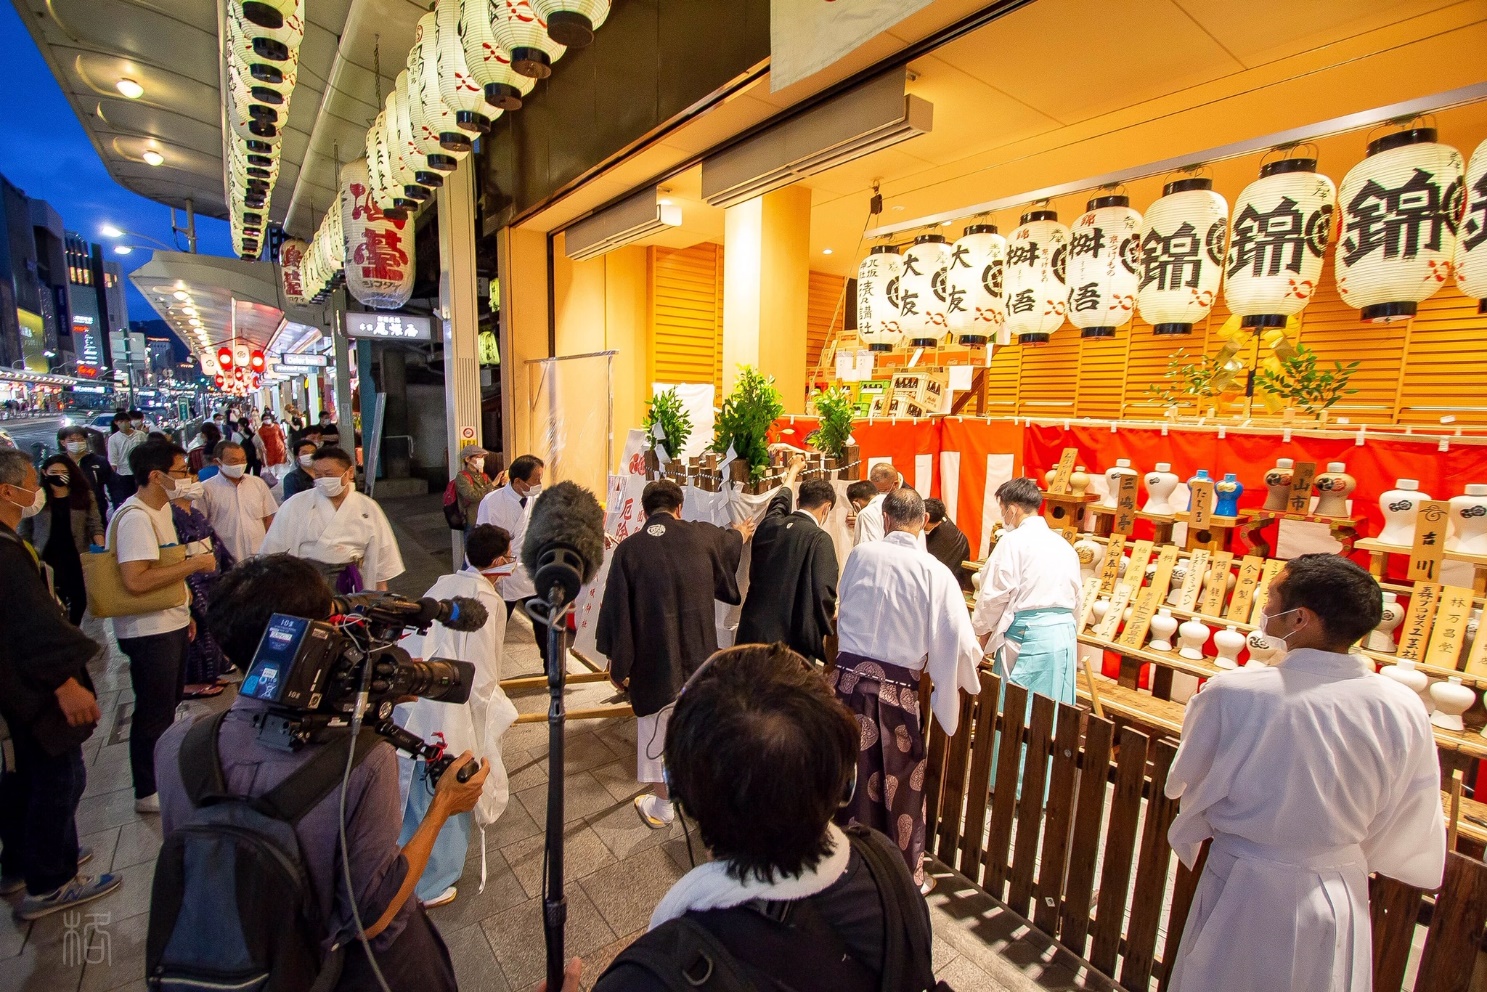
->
xmin=0 ymin=492 xmax=1118 ymax=992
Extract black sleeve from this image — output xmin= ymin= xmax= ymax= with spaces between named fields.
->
xmin=813 ymin=532 xmax=839 ymax=635
xmin=593 ymin=963 xmax=666 ymax=992
xmin=766 ymin=486 xmax=794 ymax=519
xmin=596 ymin=549 xmax=633 ymax=683
xmin=0 ymin=540 xmax=98 ymax=694
xmin=713 ymin=526 xmax=744 ymax=605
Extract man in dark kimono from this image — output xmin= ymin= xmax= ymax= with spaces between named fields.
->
xmin=597 ymin=479 xmax=751 ymax=828
xmin=736 ymin=453 xmax=838 ymax=665
xmin=924 ymin=498 xmax=973 ymax=592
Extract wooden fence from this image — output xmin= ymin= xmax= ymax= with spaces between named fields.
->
xmin=921 ymin=668 xmax=1487 ymax=991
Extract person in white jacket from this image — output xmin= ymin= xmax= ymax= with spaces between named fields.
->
xmin=392 ymin=524 xmax=519 ymax=908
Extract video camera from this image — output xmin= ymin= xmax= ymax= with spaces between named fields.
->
xmin=238 ymin=591 xmax=489 ymax=785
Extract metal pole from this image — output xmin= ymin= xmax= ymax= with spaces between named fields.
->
xmin=185 ymin=198 xmax=198 ymax=254
xmin=437 ymin=160 xmax=483 ymax=568
xmin=541 ymin=592 xmax=569 ymax=992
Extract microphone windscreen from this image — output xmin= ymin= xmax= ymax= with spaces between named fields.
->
xmin=521 ymin=480 xmax=605 ymax=585
xmin=442 ymin=596 xmax=489 ymax=632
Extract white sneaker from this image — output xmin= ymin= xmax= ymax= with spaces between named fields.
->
xmin=135 ymin=793 xmax=160 ymax=814
xmin=421 ymin=886 xmax=457 ymax=909
xmin=634 ymin=794 xmax=675 ymax=829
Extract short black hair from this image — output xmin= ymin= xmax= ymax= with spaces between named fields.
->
xmin=57 ymin=425 xmax=88 ymax=445
xmin=667 ymin=643 xmax=856 ymax=883
xmin=198 ymin=423 xmax=222 ymax=449
xmin=883 ymin=486 xmax=925 ymax=530
xmin=128 ymin=409 xmax=143 ymax=419
xmin=797 ymin=479 xmax=836 ymax=512
xmin=509 ymin=454 xmax=544 ymax=483
xmin=846 ymin=481 xmax=876 ymax=505
xmin=112 ymin=411 xmax=131 ymax=426
xmin=311 ymin=446 xmax=355 ymax=471
xmin=209 ymin=555 xmax=334 ymax=668
xmin=642 ymin=479 xmax=684 ymax=516
xmin=925 ymin=497 xmax=948 ymax=524
xmin=466 ymin=524 xmax=511 ymax=569
xmin=294 ymin=438 xmax=319 ymax=456
xmin=129 ymin=438 xmax=186 ymax=481
xmin=1271 ymin=553 xmax=1382 ymax=645
xmin=996 ymin=477 xmax=1043 ymax=512
xmin=214 ymin=440 xmax=244 ymax=461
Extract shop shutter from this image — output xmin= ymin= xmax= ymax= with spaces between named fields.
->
xmin=1016 ymin=331 xmax=1081 ymax=417
xmin=1292 ymin=265 xmax=1406 ymax=425
xmin=807 ymin=271 xmax=846 ymax=372
xmin=651 ymin=242 xmax=724 ymax=392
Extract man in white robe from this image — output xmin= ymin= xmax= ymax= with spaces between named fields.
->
xmin=475 ymin=454 xmax=548 ymax=666
xmin=851 ymin=462 xmax=899 ymax=545
xmin=259 ymin=446 xmax=404 ymax=592
xmin=393 ymin=524 xmax=518 ymax=907
xmin=833 ymin=487 xmax=982 ymax=888
xmin=196 ymin=441 xmax=276 ymax=562
xmin=1166 ymin=553 xmax=1446 ymax=992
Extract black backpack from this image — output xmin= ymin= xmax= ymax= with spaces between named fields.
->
xmin=602 ymin=825 xmax=951 ymax=992
xmin=146 ymin=711 xmax=380 ymax=992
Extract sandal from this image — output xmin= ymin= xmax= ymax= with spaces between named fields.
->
xmin=183 ymin=683 xmax=225 ymax=699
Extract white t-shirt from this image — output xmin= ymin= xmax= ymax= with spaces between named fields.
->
xmin=110 ymin=495 xmax=191 ymax=639
xmin=199 ymin=473 xmax=276 ymax=562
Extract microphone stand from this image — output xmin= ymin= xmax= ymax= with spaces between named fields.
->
xmin=539 ymin=583 xmax=572 ymax=992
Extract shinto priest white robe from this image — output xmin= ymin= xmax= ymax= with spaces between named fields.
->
xmin=259 ymin=488 xmax=406 ymax=586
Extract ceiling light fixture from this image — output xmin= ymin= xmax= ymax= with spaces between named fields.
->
xmin=174 ymin=290 xmax=189 ymax=301
xmin=116 ymin=78 xmax=144 ymax=99
xmin=142 ymin=150 xmax=164 ymax=166
xmin=101 ymin=224 xmax=123 ymax=238
xmin=114 ymin=245 xmax=132 ymax=255
xmin=822 ymin=248 xmax=834 ymax=255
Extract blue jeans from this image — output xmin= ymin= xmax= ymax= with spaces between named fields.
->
xmin=0 ymin=724 xmax=86 ymax=894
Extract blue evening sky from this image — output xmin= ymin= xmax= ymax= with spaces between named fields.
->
xmin=0 ymin=3 xmax=234 ymax=322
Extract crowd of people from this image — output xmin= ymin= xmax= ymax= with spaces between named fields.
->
xmin=0 ymin=421 xmax=1452 ymax=992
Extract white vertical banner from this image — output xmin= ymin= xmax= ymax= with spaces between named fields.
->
xmin=939 ymin=450 xmax=961 ymax=523
xmin=979 ymin=453 xmax=1015 ymax=559
xmin=770 ymin=0 xmax=934 ymax=92
xmin=913 ymin=453 xmax=933 ymax=497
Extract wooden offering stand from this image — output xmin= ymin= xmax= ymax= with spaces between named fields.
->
xmin=1238 ymin=508 xmax=1363 ymax=558
xmin=1356 ymin=537 xmax=1487 ymax=597
xmin=1043 ymin=490 xmax=1098 ymax=531
xmin=1134 ymin=511 xmax=1175 ymax=545
xmin=1172 ymin=511 xmax=1240 ymax=552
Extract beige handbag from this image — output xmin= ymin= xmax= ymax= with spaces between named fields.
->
xmin=82 ymin=505 xmax=190 ymax=618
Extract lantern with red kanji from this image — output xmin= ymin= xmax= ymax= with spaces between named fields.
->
xmin=340 ymin=158 xmax=416 ymax=309
xmin=1225 ymin=159 xmax=1335 ymax=327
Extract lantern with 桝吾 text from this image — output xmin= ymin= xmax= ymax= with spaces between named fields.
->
xmin=856 ymin=245 xmax=903 ymax=352
xmin=531 ymin=0 xmax=609 ymax=47
xmin=279 ymin=237 xmax=308 ymax=304
xmin=1004 ymin=210 xmax=1069 ymax=344
xmin=1136 ymin=178 xmax=1228 ymax=335
xmin=1452 ymin=137 xmax=1487 ymax=313
xmin=1066 ymin=195 xmax=1141 ymax=338
xmin=1225 ymin=159 xmax=1335 ymax=327
xmin=1336 ymin=128 xmax=1464 ymax=322
xmin=435 ymin=0 xmax=498 ymax=134
xmin=947 ymin=224 xmax=1006 ymax=346
xmin=490 ymin=0 xmax=566 ymax=78
xmin=341 ymin=158 xmax=415 ymax=309
xmin=459 ymin=0 xmax=538 ymax=111
xmin=898 ymin=234 xmax=952 ymax=347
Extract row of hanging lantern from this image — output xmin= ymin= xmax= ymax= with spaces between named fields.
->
xmin=202 ymin=343 xmax=267 ymax=395
xmin=857 ymin=127 xmax=1483 ymax=352
xmin=280 ymin=196 xmax=346 ymax=305
xmin=224 ymin=0 xmax=305 ymax=259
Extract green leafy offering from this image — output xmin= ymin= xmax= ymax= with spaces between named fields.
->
xmin=712 ymin=366 xmax=785 ymax=482
xmin=1254 ymin=344 xmax=1360 ymax=415
xmin=807 ymin=386 xmax=854 ymax=461
xmin=643 ymin=387 xmax=692 ymax=461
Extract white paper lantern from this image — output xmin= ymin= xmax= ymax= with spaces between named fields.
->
xmin=1066 ymin=195 xmax=1142 ymax=338
xmin=1336 ymin=128 xmax=1464 ymax=323
xmin=1452 ymin=137 xmax=1487 ymax=313
xmin=947 ymin=224 xmax=1006 ymax=345
xmin=531 ymin=0 xmax=609 ymax=47
xmin=386 ymin=85 xmax=440 ymax=204
xmin=233 ymin=343 xmax=252 ymax=369
xmin=229 ymin=0 xmax=304 ymax=58
xmin=1136 ymin=178 xmax=1228 ymax=335
xmin=279 ymin=237 xmax=308 ymax=304
xmin=1004 ymin=210 xmax=1070 ymax=344
xmin=200 ymin=353 xmax=220 ymax=377
xmin=460 ymin=0 xmax=538 ymax=111
xmin=341 ymin=158 xmax=416 ymax=310
xmin=436 ymin=0 xmax=499 ymax=134
xmin=898 ymin=234 xmax=953 ymax=347
xmin=1224 ymin=159 xmax=1336 ymax=328
xmin=411 ymin=12 xmax=473 ymax=155
xmin=490 ymin=0 xmax=567 ymax=78
xmin=395 ymin=70 xmax=456 ymax=181
xmin=856 ymin=246 xmax=903 ymax=352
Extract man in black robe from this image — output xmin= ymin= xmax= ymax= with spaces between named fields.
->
xmin=597 ymin=479 xmax=751 ymax=828
xmin=924 ymin=497 xmax=973 ymax=591
xmin=736 ymin=453 xmax=838 ymax=664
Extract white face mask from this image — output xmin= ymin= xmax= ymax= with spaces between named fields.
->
xmin=65 ymin=440 xmax=88 ymax=456
xmin=166 ymin=476 xmax=204 ymax=501
xmin=521 ymin=483 xmax=541 ymax=498
xmin=220 ymin=463 xmax=247 ymax=479
xmin=7 ymin=484 xmax=45 ymax=519
xmin=298 ymin=454 xmax=315 ymax=468
xmin=468 ymin=457 xmax=485 ymax=473
xmin=1259 ymin=607 xmax=1305 ymax=654
xmin=314 ymin=475 xmax=345 ymax=498
xmin=132 ymin=420 xmax=144 ymax=429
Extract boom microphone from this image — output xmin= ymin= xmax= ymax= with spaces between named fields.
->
xmin=520 ymin=480 xmax=605 ymax=603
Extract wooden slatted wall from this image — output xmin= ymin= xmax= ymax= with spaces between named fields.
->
xmin=650 ymin=242 xmax=725 ymax=394
xmin=1016 ymin=329 xmax=1081 ymax=417
xmin=808 ymin=271 xmax=847 ymax=372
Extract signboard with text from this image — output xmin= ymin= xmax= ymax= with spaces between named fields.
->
xmin=344 ymin=311 xmax=432 ymax=342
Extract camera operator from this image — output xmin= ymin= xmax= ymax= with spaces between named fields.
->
xmin=593 ymin=643 xmax=939 ymax=992
xmin=153 ymin=554 xmax=490 ymax=991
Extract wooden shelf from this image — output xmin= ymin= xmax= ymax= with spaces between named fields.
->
xmin=1356 ymin=538 xmax=1487 ymax=567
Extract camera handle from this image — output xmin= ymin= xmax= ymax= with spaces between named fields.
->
xmin=368 ymin=718 xmax=478 ymax=785
xmin=527 ymin=585 xmax=574 ymax=992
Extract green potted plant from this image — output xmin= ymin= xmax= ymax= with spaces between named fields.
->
xmin=642 ymin=387 xmax=692 ymax=475
xmin=712 ymin=366 xmax=785 ymax=489
xmin=1145 ymin=349 xmax=1228 ymax=417
xmin=807 ymin=386 xmax=857 ymax=478
xmin=1254 ymin=344 xmax=1359 ymax=422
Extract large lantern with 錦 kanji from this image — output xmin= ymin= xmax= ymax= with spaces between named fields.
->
xmin=1336 ymin=128 xmax=1464 ymax=323
xmin=435 ymin=0 xmax=498 ymax=134
xmin=855 ymin=245 xmax=903 ymax=352
xmin=1225 ymin=159 xmax=1335 ymax=327
xmin=531 ymin=0 xmax=608 ymax=47
xmin=1452 ymin=137 xmax=1487 ymax=314
xmin=491 ymin=0 xmax=567 ymax=78
xmin=1004 ymin=210 xmax=1069 ymax=345
xmin=898 ymin=234 xmax=952 ymax=348
xmin=947 ymin=224 xmax=1006 ymax=346
xmin=279 ymin=237 xmax=308 ymax=304
xmin=341 ymin=158 xmax=416 ymax=310
xmin=1136 ymin=177 xmax=1228 ymax=335
xmin=459 ymin=0 xmax=538 ymax=111
xmin=1066 ymin=195 xmax=1141 ymax=338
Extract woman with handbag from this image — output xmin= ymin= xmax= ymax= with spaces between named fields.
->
xmin=170 ymin=490 xmax=235 ymax=699
xmin=19 ymin=456 xmax=103 ymax=625
xmin=105 ymin=439 xmax=216 ymax=813
xmin=451 ymin=445 xmax=497 ymax=532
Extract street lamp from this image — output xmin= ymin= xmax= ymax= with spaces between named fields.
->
xmin=100 ymin=224 xmax=174 ymax=251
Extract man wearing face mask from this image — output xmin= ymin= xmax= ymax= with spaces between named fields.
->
xmin=105 ymin=411 xmax=144 ymax=505
xmin=0 ymin=449 xmax=121 ymax=919
xmin=109 ymin=439 xmax=219 ymax=812
xmin=735 ymin=453 xmax=839 ymax=665
xmin=260 ymin=446 xmax=404 ymax=593
xmin=57 ymin=426 xmax=114 ymax=524
xmin=475 ymin=454 xmax=548 ymax=665
xmin=197 ymin=441 xmax=277 ymax=562
xmin=1163 ymin=553 xmax=1446 ymax=992
xmin=281 ymin=438 xmax=319 ymax=499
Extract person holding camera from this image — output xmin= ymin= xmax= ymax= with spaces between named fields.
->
xmin=153 ymin=554 xmax=489 ymax=991
xmin=593 ymin=643 xmax=941 ymax=991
